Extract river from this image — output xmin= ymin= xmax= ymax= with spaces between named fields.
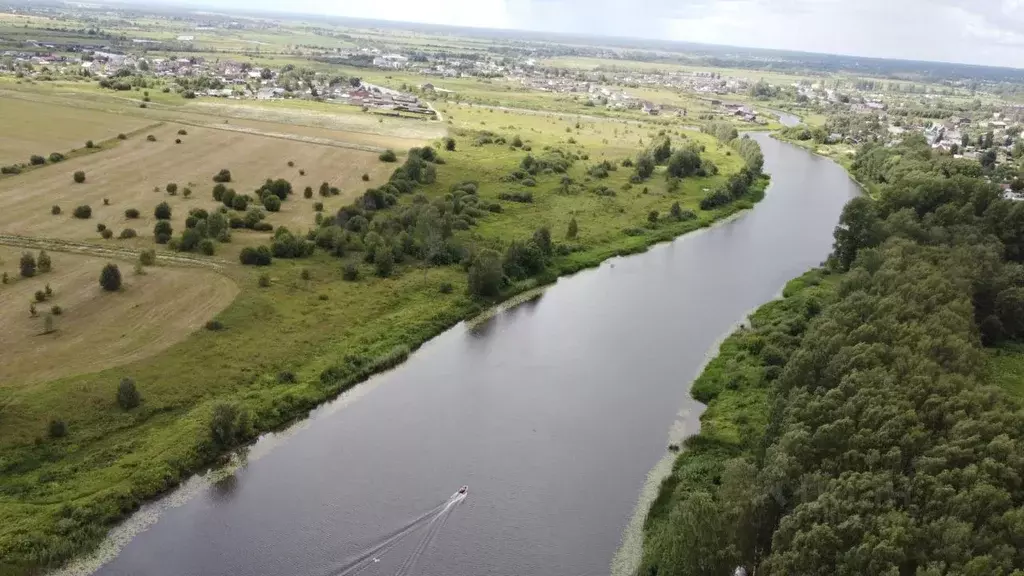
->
xmin=80 ymin=134 xmax=858 ymax=576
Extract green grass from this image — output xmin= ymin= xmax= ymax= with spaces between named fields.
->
xmin=0 ymin=112 xmax=767 ymax=574
xmin=986 ymin=343 xmax=1024 ymax=398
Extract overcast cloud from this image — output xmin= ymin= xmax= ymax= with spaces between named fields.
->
xmin=187 ymin=0 xmax=1024 ymax=67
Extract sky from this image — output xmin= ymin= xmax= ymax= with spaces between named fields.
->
xmin=173 ymin=0 xmax=1024 ymax=68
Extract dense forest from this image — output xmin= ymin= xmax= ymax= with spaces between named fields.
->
xmin=641 ymin=135 xmax=1024 ymax=574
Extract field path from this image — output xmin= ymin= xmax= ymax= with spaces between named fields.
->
xmin=0 ymin=234 xmax=229 ymax=269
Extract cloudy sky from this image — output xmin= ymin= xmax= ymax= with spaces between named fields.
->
xmin=183 ymin=0 xmax=1024 ymax=68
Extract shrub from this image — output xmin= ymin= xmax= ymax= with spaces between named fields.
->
xmin=374 ymin=249 xmax=394 ymax=277
xmin=29 ymin=303 xmax=36 ymax=317
xmin=299 ymin=169 xmax=305 ymax=176
xmin=177 ymin=128 xmax=188 ymax=135
xmin=258 ymin=273 xmax=271 ymax=287
xmin=34 ymin=290 xmax=46 ymax=302
xmin=648 ymin=210 xmax=659 ymax=225
xmin=342 ymin=263 xmax=359 ymax=281
xmin=51 ymin=305 xmax=62 ymax=316
xmin=96 ymin=223 xmax=107 ymax=233
xmin=99 ymin=263 xmax=122 ymax=291
xmin=146 ymin=134 xmax=156 ymax=142
xmin=37 ymin=250 xmax=51 ymax=273
xmin=209 ymin=403 xmax=240 ymax=448
xmin=239 ymin=246 xmax=272 ymax=266
xmin=139 ymin=249 xmax=156 ymax=266
xmin=119 ymin=228 xmax=137 ymax=239
xmin=103 ymin=197 xmax=110 ymax=206
xmin=444 ymin=137 xmax=456 ymax=151
xmin=205 ymin=319 xmax=224 ymax=331
xmin=469 ymin=249 xmax=503 ymax=297
xmin=498 ymin=191 xmax=533 ymax=203
xmin=567 ymin=217 xmax=578 ymax=239
xmin=199 ymin=239 xmax=215 ymax=255
xmin=73 ymin=205 xmax=91 ymax=219
xmin=174 ymin=138 xmax=181 ymax=144
xmin=212 ymin=183 xmax=227 ymax=201
xmin=101 ymin=228 xmax=114 ymax=239
xmin=277 ymin=370 xmax=296 ymax=383
xmin=439 ymin=282 xmax=454 ymax=294
xmin=49 ymin=152 xmax=65 ymax=163
xmin=379 ymin=149 xmax=397 ymax=162
xmin=154 ymin=202 xmax=171 ymax=220
xmin=116 ymin=378 xmax=141 ymax=410
xmin=313 ymin=202 xmax=324 ymax=212
xmin=303 ymin=186 xmax=313 ymax=199
xmin=287 ymin=160 xmax=295 ymax=167
xmin=85 ymin=140 xmax=95 ymax=149
xmin=183 ymin=187 xmax=192 ymax=198
xmin=166 ymin=183 xmax=178 ymax=195
xmin=117 ymin=133 xmax=127 ymax=140
xmin=231 ymin=194 xmax=249 ymax=211
xmin=212 ymin=169 xmax=232 ymax=183
xmin=125 ymin=208 xmax=140 ymax=219
xmin=362 ymin=173 xmax=370 ymax=181
xmin=262 ymin=195 xmax=281 ymax=212
xmin=51 ymin=205 xmax=61 ymax=215
xmin=154 ymin=219 xmax=173 ymax=238
xmin=48 ymin=419 xmax=67 ymax=439
xmin=30 ymin=154 xmax=45 ymax=165
xmin=73 ymin=170 xmax=86 ymax=183
xmin=319 ymin=182 xmax=330 ymax=197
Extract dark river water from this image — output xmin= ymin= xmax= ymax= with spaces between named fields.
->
xmin=84 ymin=134 xmax=858 ymax=576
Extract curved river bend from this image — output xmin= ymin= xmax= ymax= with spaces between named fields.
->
xmin=84 ymin=134 xmax=858 ymax=576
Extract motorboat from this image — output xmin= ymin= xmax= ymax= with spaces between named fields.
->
xmin=458 ymin=485 xmax=468 ymax=495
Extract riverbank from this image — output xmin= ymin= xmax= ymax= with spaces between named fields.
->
xmin=0 ymin=130 xmax=767 ymax=575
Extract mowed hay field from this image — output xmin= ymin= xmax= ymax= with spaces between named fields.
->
xmin=0 ymin=123 xmax=397 ymax=253
xmin=0 ymin=246 xmax=238 ymax=386
xmin=0 ymin=97 xmax=152 ymax=165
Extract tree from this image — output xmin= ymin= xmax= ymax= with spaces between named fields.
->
xmin=379 ymin=149 xmax=397 ymax=162
xmin=567 ymin=217 xmax=578 ymax=239
xmin=667 ymin=149 xmax=702 ymax=179
xmin=154 ymin=202 xmax=171 ymax=220
xmin=19 ymin=252 xmax=36 ymax=278
xmin=445 ymin=137 xmax=456 ymax=151
xmin=37 ymin=250 xmax=51 ymax=273
xmin=468 ymin=249 xmax=503 ymax=297
xmin=263 ymin=195 xmax=281 ymax=212
xmin=633 ymin=153 xmax=655 ymax=181
xmin=73 ymin=170 xmax=86 ymax=183
xmin=670 ymin=202 xmax=684 ymax=221
xmin=831 ymin=196 xmax=884 ymax=270
xmin=648 ymin=210 xmax=659 ymax=225
xmin=374 ymin=246 xmax=394 ymax=277
xmin=99 ymin=263 xmax=122 ymax=291
xmin=652 ymin=136 xmax=672 ymax=164
xmin=532 ymin=226 xmax=552 ymax=255
xmin=117 ymin=378 xmax=141 ymax=410
xmin=165 ymin=182 xmax=178 ymax=194
xmin=209 ymin=403 xmax=240 ymax=447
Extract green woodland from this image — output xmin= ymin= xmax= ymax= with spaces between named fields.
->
xmin=641 ymin=135 xmax=1024 ymax=575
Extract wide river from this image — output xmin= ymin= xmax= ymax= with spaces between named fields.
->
xmin=86 ymin=134 xmax=858 ymax=576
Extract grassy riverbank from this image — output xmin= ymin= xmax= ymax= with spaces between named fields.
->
xmin=0 ymin=125 xmax=767 ymax=574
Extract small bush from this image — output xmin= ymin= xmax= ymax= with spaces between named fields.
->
xmin=101 ymin=228 xmax=114 ymax=239
xmin=213 ymin=183 xmax=227 ymax=201
xmin=262 ymin=195 xmax=281 ymax=212
xmin=362 ymin=173 xmax=370 ymax=181
xmin=146 ymin=134 xmax=156 ymax=142
xmin=51 ymin=305 xmax=62 ymax=316
xmin=174 ymin=138 xmax=181 ymax=144
xmin=51 ymin=205 xmax=61 ymax=215
xmin=117 ymin=133 xmax=127 ymax=140
xmin=277 ymin=370 xmax=296 ymax=383
xmin=498 ymin=191 xmax=533 ymax=203
xmin=379 ymin=149 xmax=397 ymax=162
xmin=177 ymin=128 xmax=188 ymax=135
xmin=154 ymin=202 xmax=172 ymax=220
xmin=287 ymin=160 xmax=295 ymax=167
xmin=30 ymin=155 xmax=45 ymax=165
xmin=205 ymin=319 xmax=224 ymax=331
xmin=125 ymin=208 xmax=140 ymax=219
xmin=139 ymin=249 xmax=156 ymax=266
xmin=183 ymin=187 xmax=192 ymax=198
xmin=49 ymin=152 xmax=65 ymax=163
xmin=166 ymin=183 xmax=178 ymax=195
xmin=73 ymin=205 xmax=92 ymax=219
xmin=313 ymin=202 xmax=324 ymax=212
xmin=116 ymin=378 xmax=141 ymax=410
xmin=48 ymin=419 xmax=67 ymax=439
xmin=231 ymin=195 xmax=249 ymax=211
xmin=37 ymin=251 xmax=51 ymax=273
xmin=212 ymin=169 xmax=232 ymax=183
xmin=85 ymin=140 xmax=95 ymax=149
xmin=239 ymin=246 xmax=272 ymax=266
xmin=300 ymin=268 xmax=312 ymax=281
xmin=342 ymin=263 xmax=359 ymax=281
xmin=199 ymin=239 xmax=215 ymax=255
xmin=97 ymin=223 xmax=107 ymax=233
xmin=73 ymin=170 xmax=86 ymax=183
xmin=99 ymin=263 xmax=122 ymax=291
xmin=119 ymin=228 xmax=137 ymax=239
xmin=303 ymin=186 xmax=313 ymax=199
xmin=439 ymin=282 xmax=454 ymax=294
xmin=103 ymin=198 xmax=110 ymax=206
xmin=258 ymin=273 xmax=271 ymax=287
xmin=444 ymin=137 xmax=456 ymax=151
xmin=34 ymin=290 xmax=46 ymax=302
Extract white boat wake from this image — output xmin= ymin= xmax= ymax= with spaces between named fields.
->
xmin=326 ymin=490 xmax=466 ymax=576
